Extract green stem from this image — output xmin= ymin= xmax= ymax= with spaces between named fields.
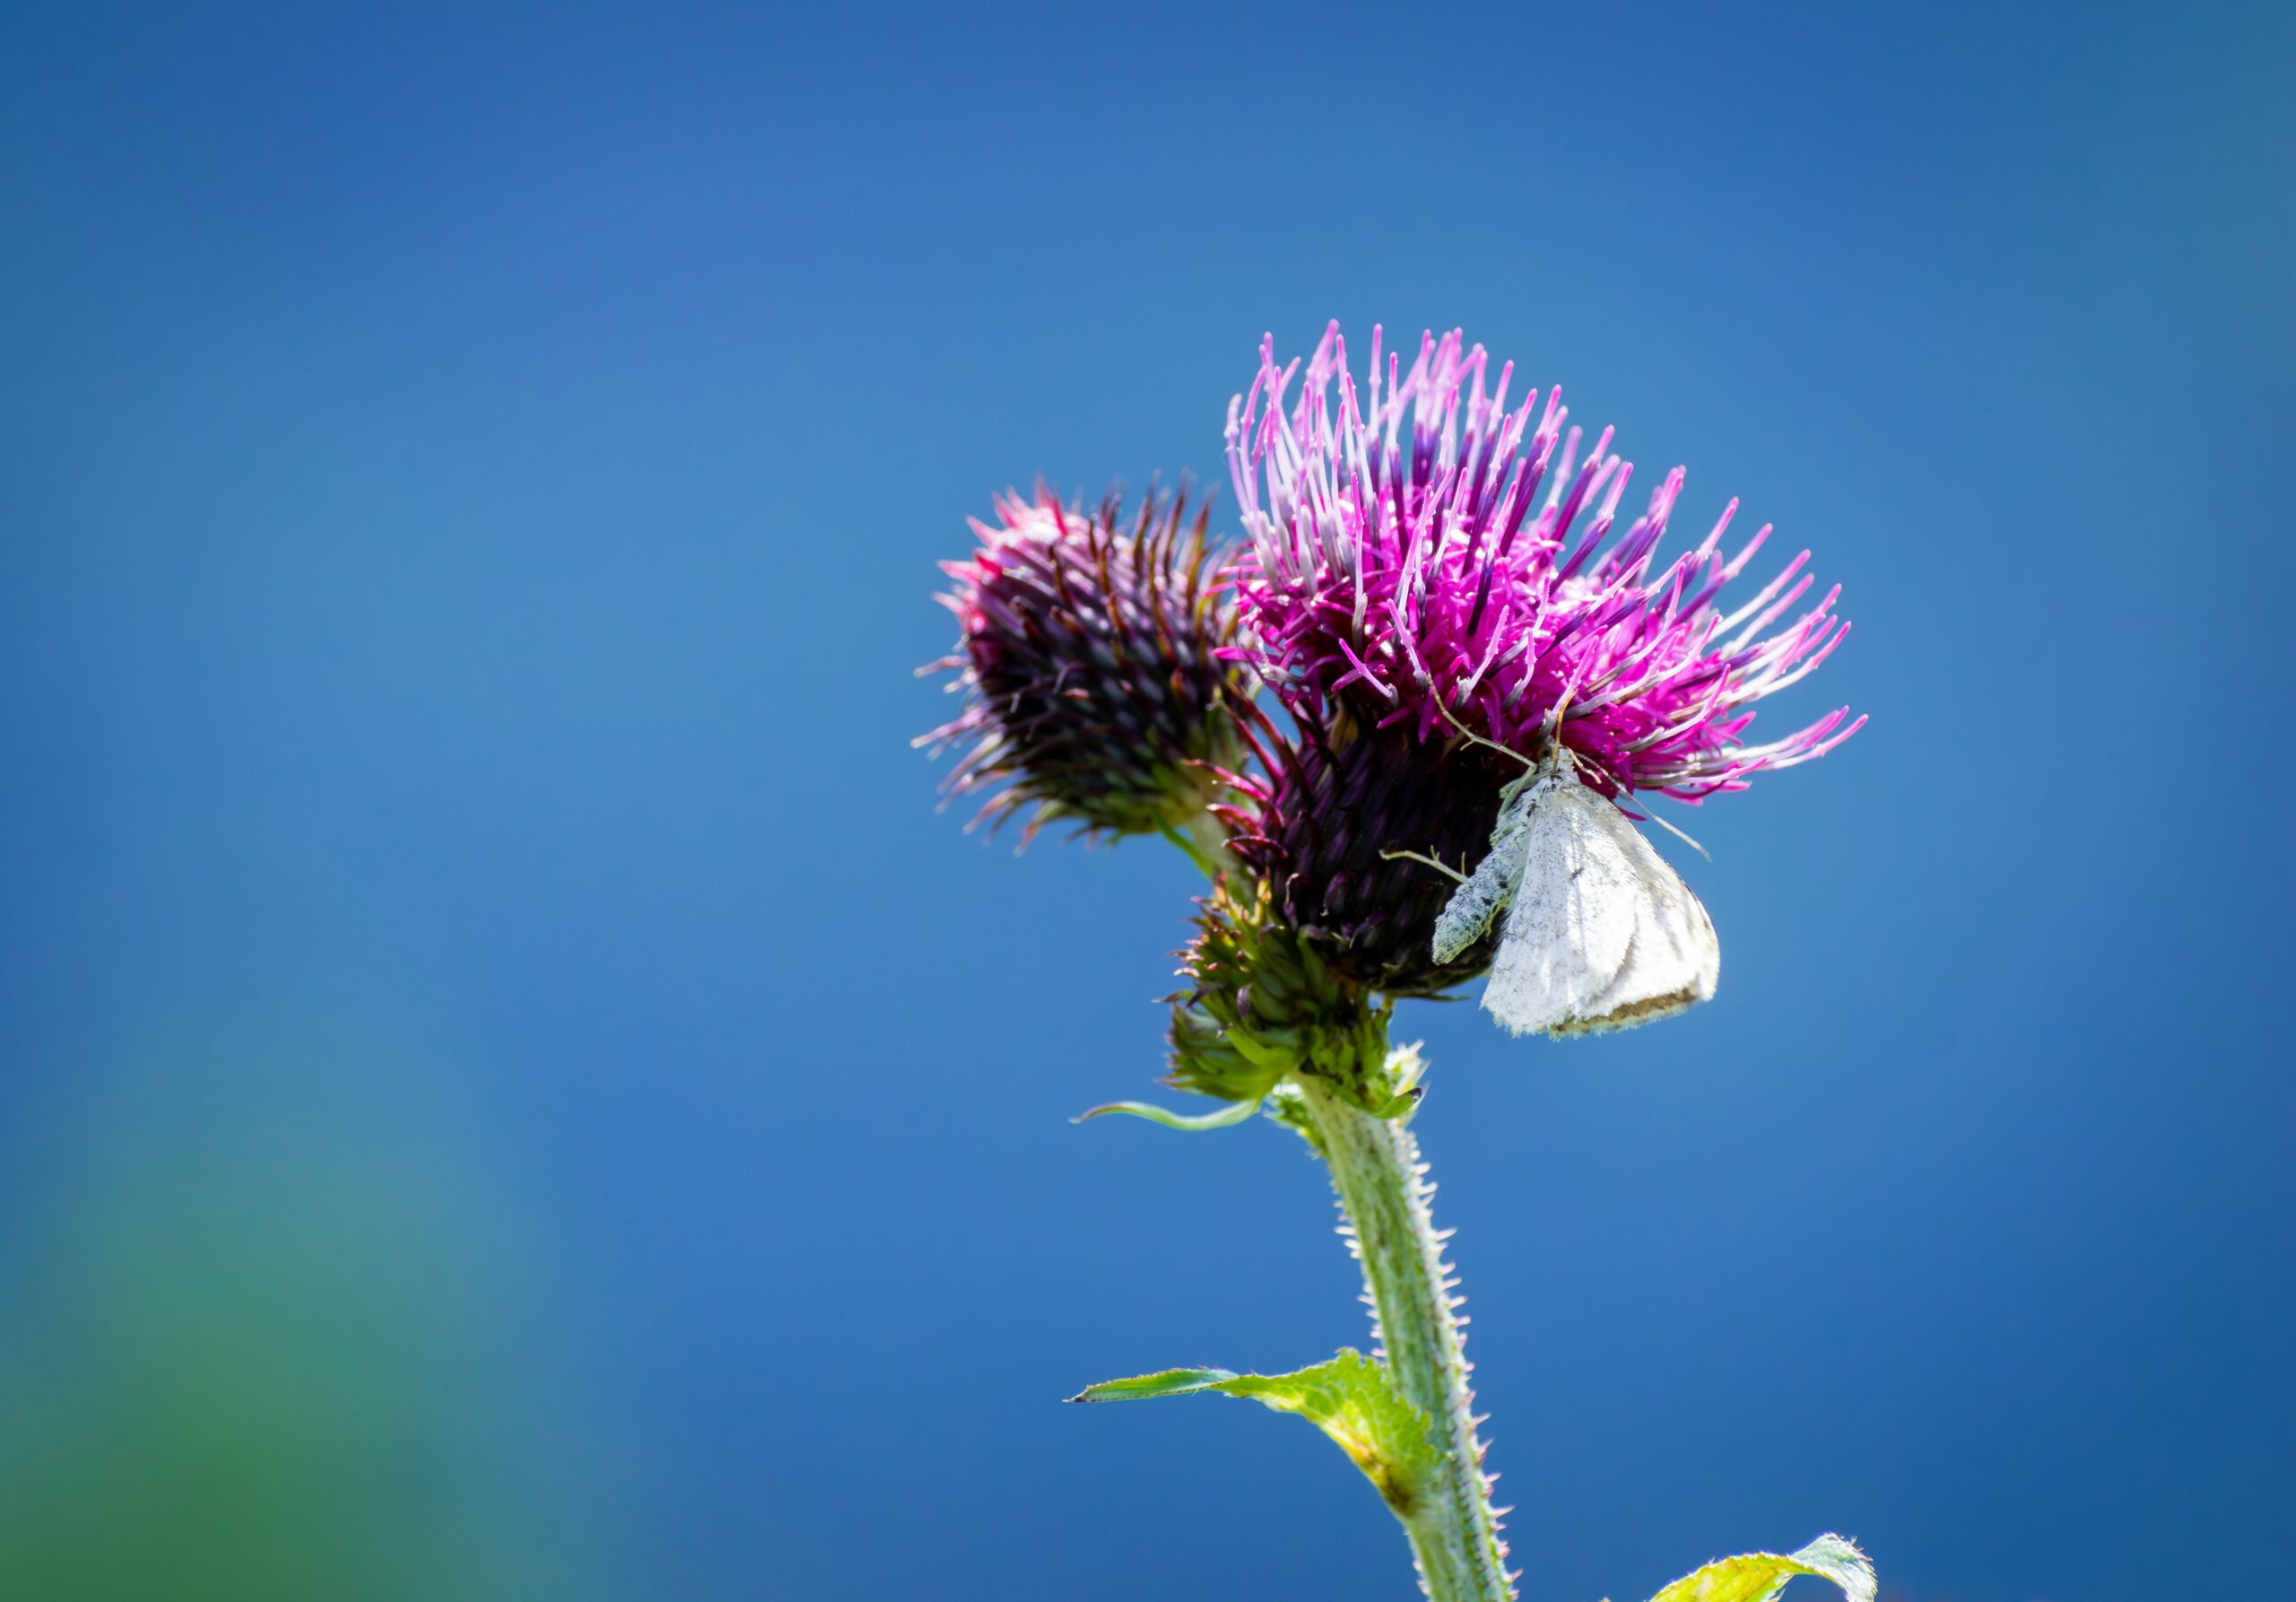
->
xmin=1293 ymin=1070 xmax=1514 ymax=1602
xmin=1161 ymin=803 xmax=1239 ymax=879
xmin=1158 ymin=809 xmax=1509 ymax=1598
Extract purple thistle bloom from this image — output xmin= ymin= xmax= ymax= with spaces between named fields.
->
xmin=1227 ymin=323 xmax=1863 ymax=800
xmin=920 ymin=485 xmax=1248 ymax=840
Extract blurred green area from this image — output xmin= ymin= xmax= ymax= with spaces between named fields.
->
xmin=0 ymin=1024 xmax=613 ymax=1602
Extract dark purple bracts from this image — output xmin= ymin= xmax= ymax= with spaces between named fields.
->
xmin=922 ymin=485 xmax=1248 ymax=840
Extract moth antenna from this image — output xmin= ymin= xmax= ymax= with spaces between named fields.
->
xmin=1380 ymin=846 xmax=1470 ymax=884
xmin=1556 ymin=741 xmax=1712 ymax=859
xmin=1552 ymin=741 xmax=1704 ymax=855
xmin=1538 ymin=693 xmax=1572 ymax=759
xmin=1431 ymin=689 xmax=1538 ymax=771
xmin=1639 ymin=805 xmax=1711 ymax=861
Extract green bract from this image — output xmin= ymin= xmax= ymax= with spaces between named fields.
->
xmin=1166 ymin=876 xmax=1404 ymax=1113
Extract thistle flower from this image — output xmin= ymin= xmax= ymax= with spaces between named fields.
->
xmin=1227 ymin=324 xmax=1863 ymax=800
xmin=920 ymin=337 xmax=1881 ymax=1602
xmin=921 ymin=485 xmax=1248 ymax=840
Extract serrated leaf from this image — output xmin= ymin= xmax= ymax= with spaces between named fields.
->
xmin=1069 ymin=1349 xmax=1439 ymax=1512
xmin=1644 ymin=1533 xmax=1874 ymax=1602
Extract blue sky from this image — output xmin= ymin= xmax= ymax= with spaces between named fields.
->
xmin=1 ymin=4 xmax=2290 ymax=1599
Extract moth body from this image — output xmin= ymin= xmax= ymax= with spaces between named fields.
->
xmin=1428 ymin=773 xmax=1538 ymax=966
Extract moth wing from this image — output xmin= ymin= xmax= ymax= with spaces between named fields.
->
xmin=1554 ymin=787 xmax=1719 ymax=1033
xmin=1480 ymin=776 xmax=1633 ymax=1036
xmin=1481 ymin=779 xmax=1719 ymax=1038
xmin=1431 ymin=787 xmax=1536 ymax=965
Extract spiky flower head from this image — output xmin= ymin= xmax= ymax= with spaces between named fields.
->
xmin=1228 ymin=323 xmax=1863 ymax=800
xmin=922 ymin=485 xmax=1248 ymax=840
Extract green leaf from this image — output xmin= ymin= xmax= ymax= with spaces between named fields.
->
xmin=1068 ymin=1349 xmax=1439 ymax=1512
xmin=1644 ymin=1534 xmax=1874 ymax=1602
xmin=1071 ymin=1096 xmax=1261 ymax=1131
xmin=1368 ymin=1085 xmax=1424 ymax=1119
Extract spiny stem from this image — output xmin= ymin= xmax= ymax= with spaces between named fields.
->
xmin=1158 ymin=814 xmax=1510 ymax=1598
xmin=1293 ymin=1071 xmax=1514 ymax=1602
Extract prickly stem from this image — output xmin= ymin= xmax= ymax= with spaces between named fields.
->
xmin=1293 ymin=1070 xmax=1514 ymax=1602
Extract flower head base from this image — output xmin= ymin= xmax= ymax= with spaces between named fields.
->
xmin=1228 ymin=324 xmax=1863 ymax=800
xmin=1219 ymin=701 xmax=1511 ymax=996
xmin=922 ymin=485 xmax=1248 ymax=840
xmin=1167 ymin=875 xmax=1396 ymax=1112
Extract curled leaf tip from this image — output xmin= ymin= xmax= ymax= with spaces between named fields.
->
xmin=1072 ymin=1096 xmax=1262 ymax=1131
xmin=1645 ymin=1532 xmax=1874 ymax=1602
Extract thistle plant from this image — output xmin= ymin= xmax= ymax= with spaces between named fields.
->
xmin=921 ymin=326 xmax=1871 ymax=1602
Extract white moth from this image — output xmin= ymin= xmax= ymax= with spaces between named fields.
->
xmin=1415 ymin=738 xmax=1719 ymax=1038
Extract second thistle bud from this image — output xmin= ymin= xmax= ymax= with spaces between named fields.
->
xmin=921 ymin=486 xmax=1247 ymax=841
